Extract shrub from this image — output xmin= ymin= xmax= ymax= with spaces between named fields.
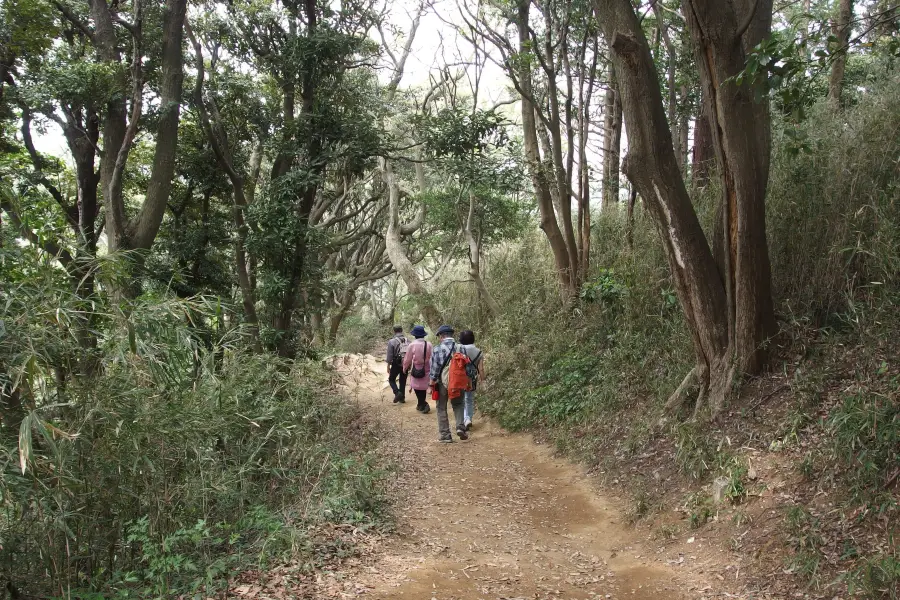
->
xmin=0 ymin=261 xmax=388 ymax=598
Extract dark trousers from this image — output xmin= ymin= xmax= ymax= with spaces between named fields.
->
xmin=388 ymin=361 xmax=407 ymax=399
xmin=413 ymin=388 xmax=427 ymax=408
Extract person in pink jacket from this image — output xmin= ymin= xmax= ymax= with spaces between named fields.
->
xmin=403 ymin=325 xmax=433 ymax=414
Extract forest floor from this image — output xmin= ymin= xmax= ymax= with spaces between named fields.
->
xmin=280 ymin=353 xmax=754 ymax=600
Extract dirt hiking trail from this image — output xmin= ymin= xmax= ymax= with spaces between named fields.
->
xmin=328 ymin=353 xmax=724 ymax=600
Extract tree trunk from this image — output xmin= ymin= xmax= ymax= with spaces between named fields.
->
xmin=328 ymin=290 xmax=355 ymax=343
xmin=610 ymin=74 xmax=623 ymax=205
xmin=678 ymin=86 xmax=691 ymax=175
xmin=592 ymin=0 xmax=775 ymax=418
xmin=381 ymin=158 xmax=442 ymax=332
xmin=515 ymin=0 xmax=575 ymax=300
xmin=692 ymin=95 xmax=714 ymax=186
xmin=626 ymin=185 xmax=636 ymax=252
xmin=682 ymin=0 xmax=777 ymax=379
xmin=603 ymin=67 xmax=623 ymax=209
xmin=828 ymin=0 xmax=853 ymax=107
xmin=187 ymin=21 xmax=262 ymax=353
xmin=128 ymin=0 xmax=186 ymax=251
xmin=465 ymin=192 xmax=501 ymax=320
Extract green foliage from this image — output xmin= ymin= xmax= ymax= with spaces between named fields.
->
xmin=785 ymin=505 xmax=825 ymax=586
xmin=827 ymin=387 xmax=899 ymax=507
xmin=0 ymin=250 xmax=388 ymax=598
xmin=767 ymin=75 xmax=900 ymax=318
xmin=418 ymin=106 xmax=509 ymax=162
xmin=846 ymin=548 xmax=900 ymax=599
xmin=580 ymin=269 xmax=626 ymax=305
xmin=673 ymin=422 xmax=719 ymax=480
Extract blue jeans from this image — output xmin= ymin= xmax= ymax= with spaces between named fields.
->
xmin=464 ymin=390 xmax=476 ymax=423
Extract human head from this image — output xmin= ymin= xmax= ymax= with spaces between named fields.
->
xmin=459 ymin=330 xmax=475 ymax=345
xmin=436 ymin=324 xmax=454 ymax=339
xmin=392 ymin=324 xmax=403 ymax=334
xmin=411 ymin=325 xmax=427 ymax=339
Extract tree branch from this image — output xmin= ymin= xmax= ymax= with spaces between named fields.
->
xmin=735 ymin=0 xmax=761 ymax=40
xmin=51 ymin=0 xmax=96 ymax=42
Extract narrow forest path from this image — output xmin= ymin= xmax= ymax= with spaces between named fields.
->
xmin=323 ymin=353 xmax=725 ymax=600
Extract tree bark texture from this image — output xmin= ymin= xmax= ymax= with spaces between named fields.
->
xmin=692 ymin=95 xmax=714 ymax=186
xmin=592 ymin=0 xmax=776 ymax=418
xmin=682 ymin=0 xmax=777 ymax=377
xmin=828 ymin=0 xmax=853 ymax=106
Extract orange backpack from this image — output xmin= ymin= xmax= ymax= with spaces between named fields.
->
xmin=445 ymin=350 xmax=472 ymax=400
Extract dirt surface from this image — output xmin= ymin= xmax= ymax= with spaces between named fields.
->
xmin=325 ymin=353 xmax=725 ymax=600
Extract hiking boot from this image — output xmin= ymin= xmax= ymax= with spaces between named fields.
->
xmin=415 ymin=404 xmax=425 ymax=412
xmin=421 ymin=404 xmax=431 ymax=414
xmin=464 ymin=419 xmax=473 ymax=431
xmin=456 ymin=428 xmax=469 ymax=441
xmin=439 ymin=437 xmax=454 ymax=444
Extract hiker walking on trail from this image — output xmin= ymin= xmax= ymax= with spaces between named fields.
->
xmin=386 ymin=325 xmax=409 ymax=404
xmin=430 ymin=325 xmax=470 ymax=443
xmin=458 ymin=330 xmax=485 ymax=431
xmin=403 ymin=325 xmax=432 ymax=414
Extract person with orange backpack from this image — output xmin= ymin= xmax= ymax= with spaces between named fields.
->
xmin=429 ymin=325 xmax=471 ymax=443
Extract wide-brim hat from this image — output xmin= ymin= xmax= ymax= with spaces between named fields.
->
xmin=411 ymin=325 xmax=427 ymax=338
xmin=436 ymin=325 xmax=454 ymax=336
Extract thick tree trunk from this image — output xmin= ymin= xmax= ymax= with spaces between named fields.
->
xmin=90 ymin=0 xmax=128 ymax=252
xmin=682 ymin=0 xmax=777 ymax=380
xmin=592 ymin=0 xmax=759 ymax=418
xmin=828 ymin=0 xmax=853 ymax=107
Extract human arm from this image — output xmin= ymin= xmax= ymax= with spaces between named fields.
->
xmin=429 ymin=341 xmax=441 ymax=384
xmin=385 ymin=338 xmax=395 ymax=374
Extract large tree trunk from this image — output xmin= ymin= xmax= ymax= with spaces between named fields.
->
xmin=592 ymin=0 xmax=775 ymax=418
xmin=92 ymin=0 xmax=186 ymax=254
xmin=828 ymin=0 xmax=853 ymax=107
xmin=682 ymin=0 xmax=777 ymax=378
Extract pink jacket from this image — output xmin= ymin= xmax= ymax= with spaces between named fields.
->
xmin=403 ymin=339 xmax=432 ymax=391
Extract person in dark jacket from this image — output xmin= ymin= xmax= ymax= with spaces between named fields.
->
xmin=385 ymin=325 xmax=408 ymax=403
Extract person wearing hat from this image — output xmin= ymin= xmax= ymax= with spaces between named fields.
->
xmin=429 ymin=325 xmax=468 ymax=442
xmin=402 ymin=325 xmax=432 ymax=414
xmin=385 ymin=325 xmax=409 ymax=403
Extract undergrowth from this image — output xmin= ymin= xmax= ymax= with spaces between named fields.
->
xmin=0 ymin=256 xmax=390 ymax=598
